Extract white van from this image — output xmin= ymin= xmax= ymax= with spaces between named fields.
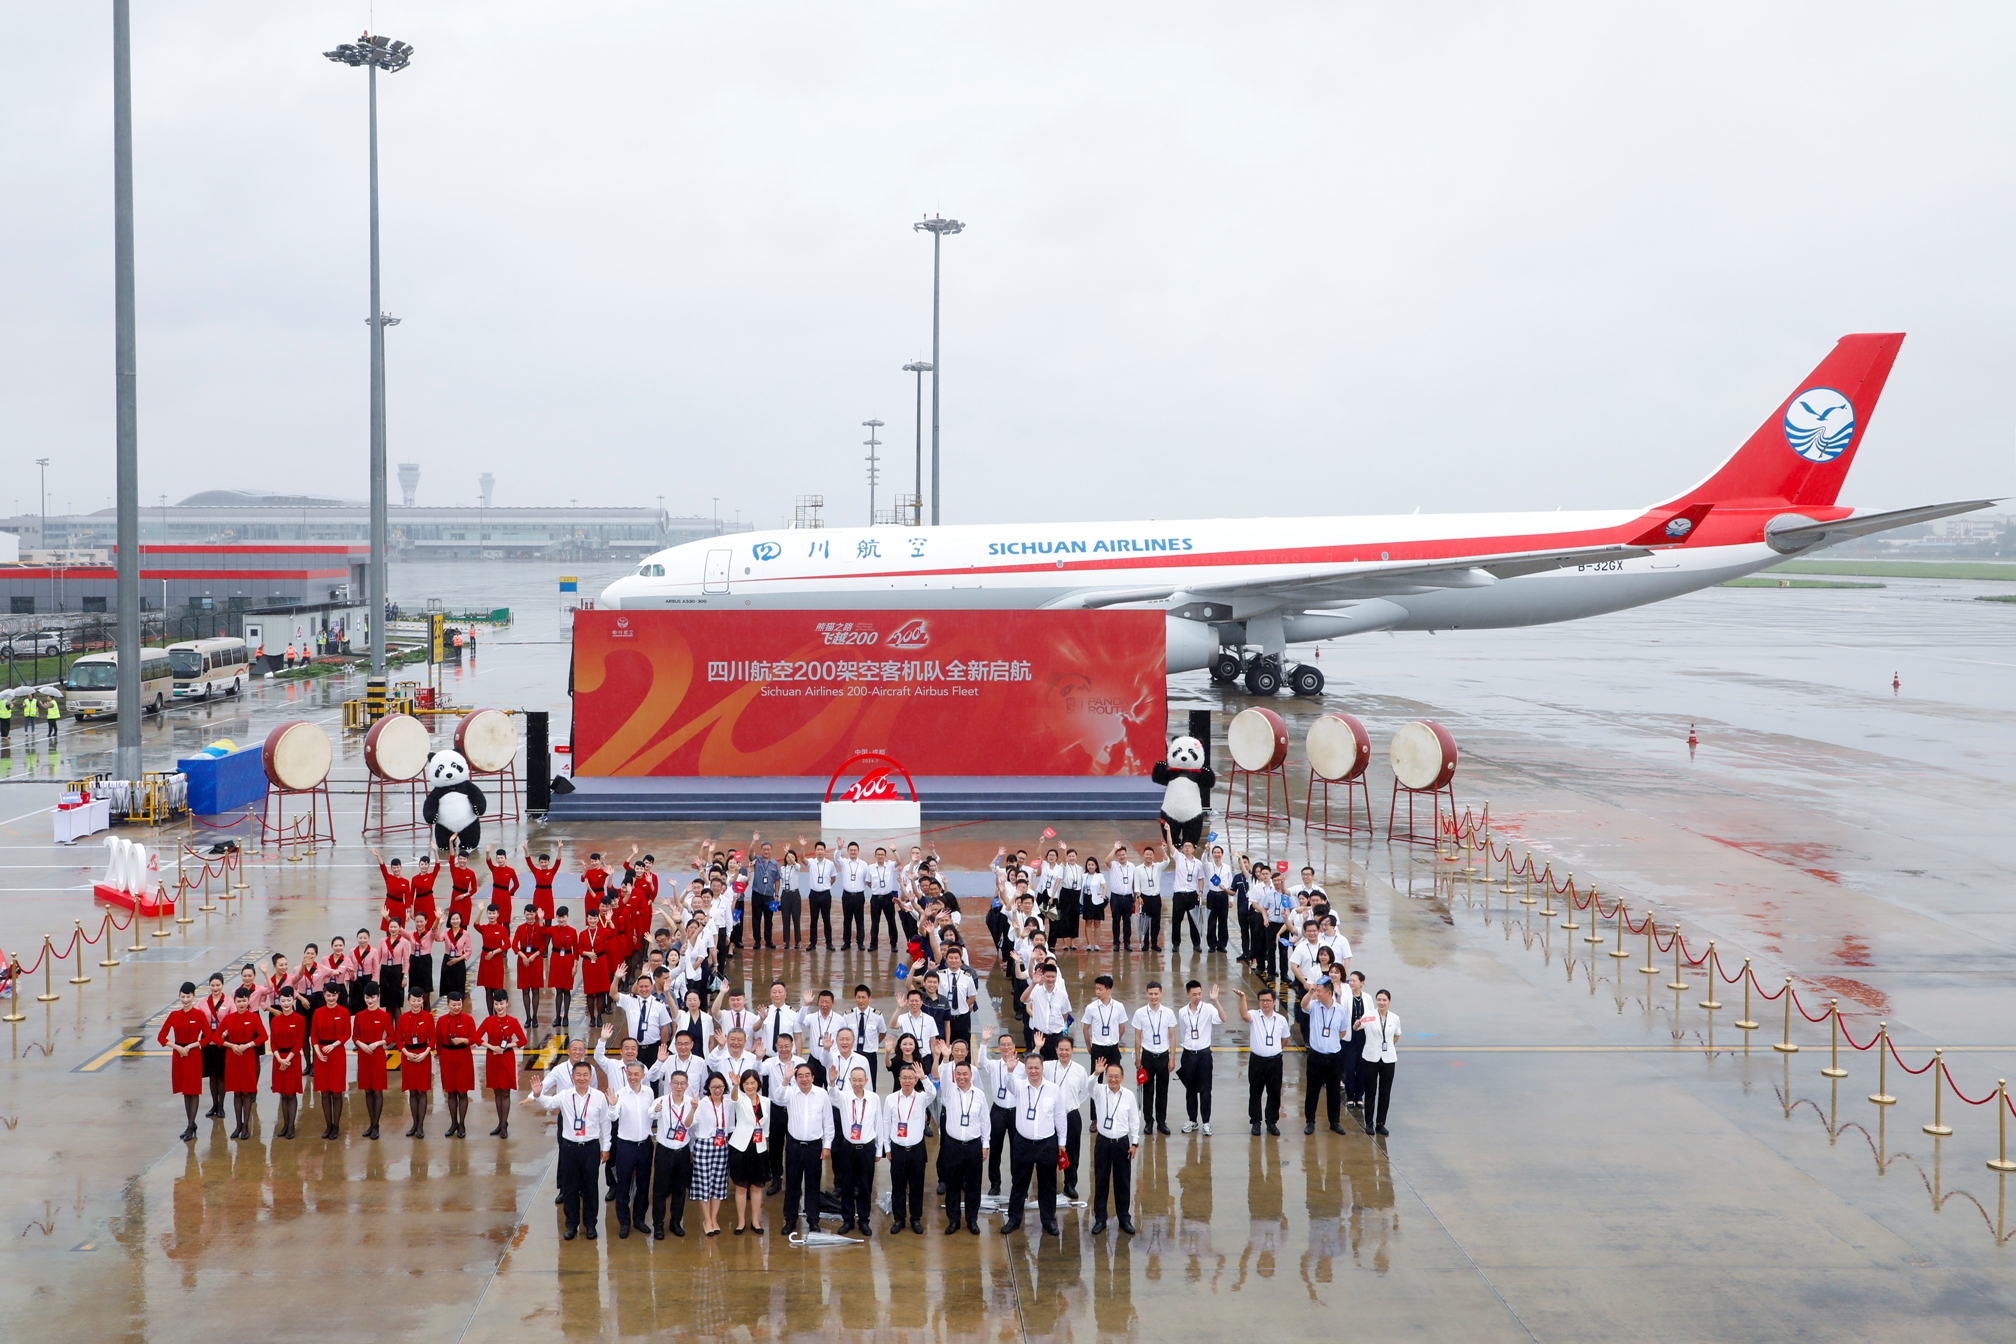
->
xmin=167 ymin=637 xmax=250 ymax=700
xmin=64 ymin=649 xmax=175 ymax=718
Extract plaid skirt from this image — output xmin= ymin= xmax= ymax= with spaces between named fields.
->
xmin=692 ymin=1137 xmax=730 ymax=1200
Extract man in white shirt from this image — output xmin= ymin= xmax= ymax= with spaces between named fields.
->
xmin=838 ymin=840 xmax=870 ymax=950
xmin=1317 ymin=914 xmax=1353 ymax=978
xmin=758 ymin=1034 xmax=802 ymax=1194
xmin=845 ymin=985 xmax=888 ymax=1087
xmin=613 ymin=971 xmax=673 ymax=1071
xmin=867 ymin=846 xmax=903 ymax=952
xmin=939 ymin=947 xmax=980 ymax=1046
xmin=538 ymin=1038 xmax=591 ymax=1208
xmin=1131 ymin=982 xmax=1177 ymax=1135
xmin=1106 ymin=845 xmax=1137 ymax=954
xmin=824 ymin=1028 xmax=873 ymax=1109
xmin=647 ymin=1070 xmax=697 ymax=1237
xmin=983 ymin=1034 xmax=1022 ymax=1196
xmin=1022 ymin=962 xmax=1071 ymax=1060
xmin=1004 ymin=1055 xmax=1070 ymax=1237
xmin=1234 ymin=985 xmax=1292 ymax=1136
xmin=606 ymin=1060 xmax=656 ymax=1237
xmin=714 ymin=987 xmax=760 ymax=1052
xmin=938 ymin=1059 xmax=990 ymax=1234
xmin=712 ymin=1028 xmax=760 ymax=1091
xmin=833 ymin=1069 xmax=883 ymax=1234
xmin=1291 ymin=867 xmax=1331 ymax=918
xmin=1088 ymin=1061 xmax=1142 ymax=1236
xmin=892 ymin=990 xmax=942 ymax=1073
xmin=1043 ymin=1036 xmax=1093 ymax=1201
xmin=521 ymin=1061 xmax=612 ymax=1240
xmin=1301 ymin=978 xmax=1349 ymax=1135
xmin=1079 ymin=974 xmax=1130 ymax=1080
xmin=757 ymin=979 xmax=800 ymax=1058
xmin=882 ymin=1063 xmax=932 ymax=1234
xmin=1168 ymin=840 xmax=1205 ymax=956
xmin=781 ymin=1062 xmax=835 ymax=1234
xmin=800 ymin=988 xmax=842 ymax=1087
xmin=1175 ymin=980 xmax=1224 ymax=1134
xmin=1138 ymin=845 xmax=1167 ymax=953
xmin=805 ymin=842 xmax=838 ymax=952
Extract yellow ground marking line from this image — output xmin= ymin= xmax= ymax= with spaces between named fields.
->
xmin=77 ymin=1038 xmax=144 ymax=1071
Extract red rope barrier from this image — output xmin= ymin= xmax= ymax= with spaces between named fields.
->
xmin=77 ymin=919 xmax=106 ymax=946
xmin=1792 ymin=987 xmax=1833 ymax=1023
xmin=1711 ymin=947 xmax=1742 ymax=981
xmin=1886 ymin=1036 xmax=1936 ymax=1076
xmin=1749 ymin=968 xmax=1785 ymax=1001
xmin=1838 ymin=1016 xmax=1878 ymax=1051
xmin=1940 ymin=1059 xmax=2000 ymax=1106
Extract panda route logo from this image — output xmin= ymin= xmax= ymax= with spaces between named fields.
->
xmin=1664 ymin=517 xmax=1694 ymax=538
xmin=1783 ymin=387 xmax=1856 ymax=463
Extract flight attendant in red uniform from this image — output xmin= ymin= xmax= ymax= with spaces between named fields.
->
xmin=196 ymin=971 xmax=231 ymax=1120
xmin=476 ymin=903 xmax=511 ymax=998
xmin=311 ymin=989 xmax=353 ymax=1139
xmin=218 ymin=986 xmax=266 ymax=1140
xmin=487 ymin=847 xmax=521 ymax=920
xmin=477 ymin=989 xmax=529 ymax=1138
xmin=526 ymin=845 xmax=561 ymax=921
xmin=159 ymin=981 xmax=212 ymax=1141
xmin=351 ymin=982 xmax=394 ymax=1140
xmin=371 ymin=848 xmax=411 ymax=931
xmin=447 ymin=852 xmax=479 ymax=930
xmin=545 ymin=907 xmax=579 ymax=1043
xmin=581 ymin=852 xmax=610 ymax=920
xmin=395 ymin=990 xmax=436 ymax=1138
xmin=513 ymin=905 xmax=547 ymax=1036
xmin=268 ymin=986 xmax=307 ymax=1140
xmin=435 ymin=989 xmax=478 ymax=1139
xmin=409 ymin=856 xmax=441 ymax=931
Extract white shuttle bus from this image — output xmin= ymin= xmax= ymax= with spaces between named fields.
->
xmin=167 ymin=637 xmax=250 ymax=701
xmin=64 ymin=649 xmax=175 ymax=719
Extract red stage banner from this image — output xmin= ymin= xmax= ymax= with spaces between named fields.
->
xmin=572 ymin=610 xmax=1166 ymax=777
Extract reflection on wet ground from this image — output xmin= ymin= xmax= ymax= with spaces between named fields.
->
xmin=3 ymin=574 xmax=2014 ymax=1339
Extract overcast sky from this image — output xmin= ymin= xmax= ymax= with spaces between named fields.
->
xmin=4 ymin=2 xmax=2012 ymax=527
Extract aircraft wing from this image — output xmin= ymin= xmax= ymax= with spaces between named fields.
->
xmin=1763 ymin=499 xmax=2000 ymax=554
xmin=1043 ymin=543 xmax=1653 ymax=611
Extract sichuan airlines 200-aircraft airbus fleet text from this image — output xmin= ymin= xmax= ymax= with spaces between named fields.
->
xmin=601 ymin=334 xmax=1993 ymax=696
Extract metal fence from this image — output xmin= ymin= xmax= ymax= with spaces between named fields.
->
xmin=0 ymin=609 xmax=241 ymax=691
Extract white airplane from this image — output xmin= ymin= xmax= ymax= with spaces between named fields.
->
xmin=602 ymin=334 xmax=1992 ymax=696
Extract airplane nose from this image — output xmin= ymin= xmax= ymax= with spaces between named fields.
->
xmin=599 ymin=577 xmax=635 ymax=609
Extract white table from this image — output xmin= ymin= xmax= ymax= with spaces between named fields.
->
xmin=53 ymin=798 xmax=111 ymax=844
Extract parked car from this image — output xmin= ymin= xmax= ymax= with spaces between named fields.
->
xmin=5 ymin=630 xmax=67 ymax=658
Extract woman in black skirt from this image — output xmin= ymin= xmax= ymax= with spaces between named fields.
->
xmin=199 ymin=972 xmax=230 ymax=1119
xmin=727 ymin=1069 xmax=770 ymax=1234
xmin=1056 ymin=847 xmax=1083 ymax=953
xmin=438 ymin=909 xmax=471 ymax=1003
xmin=407 ymin=912 xmax=437 ymax=1009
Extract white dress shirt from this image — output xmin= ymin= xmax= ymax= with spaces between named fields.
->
xmin=1360 ymin=1009 xmax=1400 ymax=1063
xmin=1172 ymin=852 xmax=1206 ymax=893
xmin=591 ymin=1043 xmax=643 ymax=1090
xmin=785 ymin=1083 xmax=837 ymax=1143
xmin=712 ymin=1050 xmax=761 ymax=1086
xmin=1246 ymin=1009 xmax=1291 ymax=1058
xmin=1043 ymin=1057 xmax=1093 ymax=1110
xmin=1305 ymin=997 xmax=1349 ymax=1055
xmin=825 ymin=1049 xmax=873 ymax=1097
xmin=983 ymin=1055 xmax=1023 ymax=1108
xmin=1131 ymin=1005 xmax=1177 ymax=1055
xmin=541 ymin=1056 xmax=589 ymax=1095
xmin=690 ymin=1094 xmax=735 ymax=1153
xmin=1091 ymin=1083 xmax=1143 ymax=1145
xmin=760 ymin=1053 xmax=803 ymax=1105
xmin=541 ymin=1087 xmax=613 ymax=1150
xmin=1026 ymin=983 xmax=1071 ymax=1035
xmin=1107 ymin=862 xmax=1134 ymax=896
xmin=1321 ymin=932 xmax=1354 ymax=964
xmin=1083 ymin=872 xmax=1108 ymax=907
xmin=806 ymin=857 xmax=838 ymax=892
xmin=716 ymin=1006 xmax=760 ymax=1043
xmin=847 ymin=1007 xmax=886 ymax=1054
xmin=941 ymin=1082 xmax=991 ymax=1146
xmin=867 ymin=861 xmax=899 ymax=895
xmin=608 ymin=1080 xmax=656 ymax=1142
xmin=759 ymin=1004 xmax=801 ymax=1054
xmin=894 ymin=1010 xmax=939 ymax=1049
xmin=650 ymin=1049 xmax=710 ymax=1093
xmin=1177 ymin=1002 xmax=1223 ymax=1051
xmin=1009 ymin=1074 xmax=1070 ymax=1141
xmin=839 ymin=857 xmax=870 ymax=892
xmin=1081 ymin=997 xmax=1129 ymax=1047
xmin=940 ymin=968 xmax=979 ymax=1016
xmin=837 ymin=1089 xmax=883 ymax=1148
xmin=651 ymin=1092 xmax=698 ymax=1148
xmin=883 ymin=1087 xmax=930 ymax=1148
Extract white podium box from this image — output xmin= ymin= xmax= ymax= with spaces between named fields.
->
xmin=820 ymin=799 xmax=921 ymax=849
xmin=54 ymin=798 xmax=112 ymax=844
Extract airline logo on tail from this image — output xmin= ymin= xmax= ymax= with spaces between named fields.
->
xmin=1783 ymin=388 xmax=1856 ymax=463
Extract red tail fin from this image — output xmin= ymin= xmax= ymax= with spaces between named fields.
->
xmin=1661 ymin=333 xmax=1903 ymax=509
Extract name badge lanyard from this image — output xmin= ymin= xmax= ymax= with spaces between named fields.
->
xmin=713 ymin=1099 xmax=730 ymax=1145
xmin=850 ymin=1097 xmax=868 ymax=1142
xmin=897 ymin=1093 xmax=917 ymax=1139
xmin=959 ymin=1091 xmax=978 ymax=1130
xmin=1025 ymin=1084 xmax=1046 ymax=1122
xmin=1261 ymin=1016 xmax=1277 ymax=1051
xmin=570 ymin=1093 xmax=589 ymax=1137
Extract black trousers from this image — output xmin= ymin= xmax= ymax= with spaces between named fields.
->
xmin=750 ymin=897 xmax=774 ymax=947
xmin=1304 ymin=1050 xmax=1343 ymax=1125
xmin=558 ymin=1140 xmax=602 ymax=1233
xmin=1237 ymin=903 xmax=1259 ymax=959
xmin=988 ymin=1103 xmax=1016 ymax=1189
xmin=940 ymin=1135 xmax=982 ymax=1223
xmin=1170 ymin=894 xmax=1201 ymax=953
xmin=1139 ymin=1052 xmax=1170 ymax=1124
xmin=1248 ymin=1053 xmax=1283 ymax=1125
xmin=808 ymin=893 xmax=834 ymax=948
xmin=833 ymin=1137 xmax=877 ymax=1225
xmin=1092 ymin=1134 xmax=1132 ymax=1221
xmin=729 ymin=893 xmax=746 ymax=947
xmin=780 ymin=892 xmax=801 ymax=946
xmin=1007 ymin=1130 xmax=1059 ymax=1225
xmin=785 ymin=1137 xmax=824 ymax=1227
xmin=1206 ymin=892 xmax=1230 ymax=951
xmin=868 ymin=894 xmax=900 ymax=950
xmin=611 ymin=1136 xmax=651 ymax=1229
xmin=1179 ymin=1047 xmax=1213 ymax=1122
xmin=1110 ymin=899 xmax=1135 ymax=951
xmin=1343 ymin=1042 xmax=1366 ymax=1103
xmin=650 ymin=1143 xmax=691 ymax=1231
xmin=949 ymin=1012 xmax=973 ymax=1047
xmin=840 ymin=892 xmax=867 ymax=946
xmin=1265 ymin=926 xmax=1289 ymax=981
xmin=888 ymin=1141 xmax=927 ymax=1221
xmin=1087 ymin=1042 xmax=1122 ymax=1081
xmin=1061 ymin=1111 xmax=1082 ymax=1194
xmin=1139 ymin=895 xmax=1163 ymax=950
xmin=1364 ymin=1059 xmax=1395 ymax=1129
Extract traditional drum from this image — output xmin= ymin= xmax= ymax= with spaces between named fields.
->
xmin=262 ymin=720 xmax=333 ymax=791
xmin=454 ymin=709 xmax=518 ymax=773
xmin=1305 ymin=712 xmax=1371 ymax=782
xmin=1389 ymin=719 xmax=1458 ymax=791
xmin=363 ymin=713 xmax=431 ymax=781
xmin=1227 ymin=706 xmax=1290 ymax=771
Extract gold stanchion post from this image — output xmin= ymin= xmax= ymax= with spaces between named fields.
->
xmin=1990 ymin=1082 xmax=2016 ymax=1172
xmin=1585 ymin=888 xmax=1606 ymax=945
xmin=36 ymin=936 xmax=59 ymax=1002
xmin=231 ymin=845 xmax=249 ymax=892
xmin=68 ymin=924 xmax=91 ymax=984
xmin=1735 ymin=959 xmax=1758 ymax=1030
xmin=153 ymin=885 xmax=171 ymax=939
xmin=1773 ymin=978 xmax=1798 ymax=1052
xmin=1869 ymin=1023 xmax=1896 ymax=1105
xmin=1924 ymin=1049 xmax=1953 ymax=1137
xmin=127 ymin=909 xmax=147 ymax=954
xmin=1822 ymin=999 xmax=1847 ymax=1078
xmin=1520 ymin=854 xmax=1536 ymax=905
xmin=1538 ymin=865 xmax=1556 ymax=917
xmin=1699 ymin=942 xmax=1721 ymax=1009
xmin=197 ymin=857 xmax=217 ymax=914
xmin=1639 ymin=919 xmax=1660 ymax=975
xmin=1668 ymin=925 xmax=1689 ymax=992
xmin=176 ymin=874 xmax=195 ymax=925
xmin=1609 ymin=900 xmax=1632 ymax=958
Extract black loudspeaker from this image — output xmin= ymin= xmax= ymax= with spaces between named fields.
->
xmin=524 ymin=711 xmax=551 ymax=815
xmin=1188 ymin=709 xmax=1213 ymax=767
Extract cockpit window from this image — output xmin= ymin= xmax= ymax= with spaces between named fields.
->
xmin=636 ymin=563 xmax=665 ymax=577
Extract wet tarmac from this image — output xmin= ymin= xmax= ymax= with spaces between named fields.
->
xmin=1 ymin=571 xmax=2012 ymax=1340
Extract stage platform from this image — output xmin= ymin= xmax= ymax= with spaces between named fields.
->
xmin=547 ymin=775 xmax=1163 ymax=822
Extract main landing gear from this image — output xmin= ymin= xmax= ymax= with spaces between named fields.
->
xmin=1209 ymin=650 xmax=1324 ymax=699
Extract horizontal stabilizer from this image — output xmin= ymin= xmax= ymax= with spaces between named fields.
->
xmin=1763 ymin=499 xmax=2001 ymax=555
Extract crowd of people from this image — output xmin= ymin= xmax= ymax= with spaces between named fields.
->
xmin=153 ymin=830 xmax=1404 ymax=1243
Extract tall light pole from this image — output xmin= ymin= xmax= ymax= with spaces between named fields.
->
xmin=35 ymin=459 xmax=48 ymax=549
xmin=912 ymin=215 xmax=963 ymax=525
xmin=324 ymin=32 xmax=413 ymax=679
xmin=863 ymin=420 xmax=885 ymax=524
xmin=902 ymin=361 xmax=931 ymax=526
xmin=112 ymin=1 xmax=142 ymax=776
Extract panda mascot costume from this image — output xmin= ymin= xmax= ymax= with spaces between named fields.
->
xmin=1152 ymin=736 xmax=1215 ymax=848
xmin=421 ymin=750 xmax=488 ymax=856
